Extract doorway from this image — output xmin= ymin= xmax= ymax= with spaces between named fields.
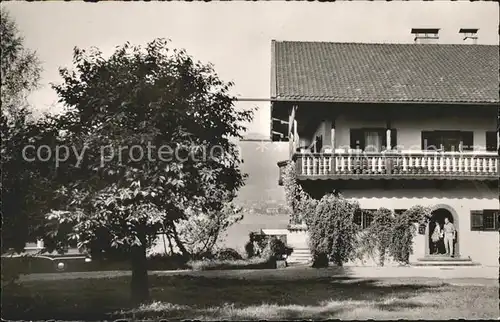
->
xmin=426 ymin=208 xmax=459 ymax=257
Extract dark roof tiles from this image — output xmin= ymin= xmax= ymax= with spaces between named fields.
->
xmin=272 ymin=41 xmax=499 ymax=104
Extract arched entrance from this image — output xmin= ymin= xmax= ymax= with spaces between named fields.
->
xmin=425 ymin=206 xmax=459 ymax=257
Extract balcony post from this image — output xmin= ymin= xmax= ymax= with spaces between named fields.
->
xmin=295 ymin=154 xmax=302 ymax=175
xmin=330 ymin=119 xmax=336 ymax=174
xmin=288 ymin=105 xmax=298 ymax=158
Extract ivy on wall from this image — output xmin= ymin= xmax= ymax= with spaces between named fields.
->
xmin=282 ymin=159 xmax=433 ymax=266
xmin=282 ymin=160 xmax=318 ymax=225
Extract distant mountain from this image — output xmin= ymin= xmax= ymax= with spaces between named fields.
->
xmin=234 ymin=140 xmax=288 ymax=212
xmin=221 ymin=139 xmax=291 ymax=249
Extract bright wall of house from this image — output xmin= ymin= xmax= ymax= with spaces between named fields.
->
xmin=340 ymin=182 xmax=499 ymax=266
xmin=283 ymin=182 xmax=498 ymax=266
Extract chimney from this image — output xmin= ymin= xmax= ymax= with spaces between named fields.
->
xmin=459 ymin=28 xmax=478 ymax=44
xmin=411 ymin=28 xmax=440 ymax=44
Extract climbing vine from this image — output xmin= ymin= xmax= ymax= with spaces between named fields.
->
xmin=282 ymin=161 xmax=317 ymax=225
xmin=388 ymin=205 xmax=431 ymax=265
xmin=282 ymin=160 xmax=433 ymax=266
xmin=361 ymin=208 xmax=395 ymax=266
xmin=357 ymin=205 xmax=432 ymax=266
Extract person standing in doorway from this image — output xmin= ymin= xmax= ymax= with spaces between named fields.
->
xmin=443 ymin=217 xmax=456 ymax=257
xmin=431 ymin=221 xmax=443 ymax=254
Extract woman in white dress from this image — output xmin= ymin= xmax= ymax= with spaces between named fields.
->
xmin=431 ymin=221 xmax=443 ymax=255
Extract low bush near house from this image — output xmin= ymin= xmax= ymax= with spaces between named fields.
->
xmin=266 ymin=237 xmax=293 ymax=260
xmin=388 ymin=206 xmax=431 ymax=265
xmin=308 ymin=194 xmax=360 ymax=267
xmin=188 ymin=257 xmax=275 ymax=271
xmin=244 ymin=240 xmax=255 ymax=259
xmin=215 ymin=248 xmax=243 ymax=261
xmin=361 ymin=208 xmax=395 ymax=266
xmin=147 ymin=253 xmax=189 ymax=271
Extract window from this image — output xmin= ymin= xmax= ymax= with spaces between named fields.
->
xmin=470 ymin=210 xmax=499 ymax=231
xmin=459 ymin=28 xmax=478 ymax=44
xmin=486 ymin=131 xmax=497 ymax=152
xmin=350 ymin=128 xmax=397 ymax=152
xmin=421 ymin=131 xmax=473 ymax=152
xmin=411 ymin=28 xmax=439 ymax=44
xmin=355 ymin=209 xmax=375 ymax=229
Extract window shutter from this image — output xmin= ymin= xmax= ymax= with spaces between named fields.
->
xmin=354 ymin=209 xmax=362 ymax=226
xmin=486 ymin=131 xmax=497 ymax=152
xmin=350 ymin=129 xmax=364 ymax=150
xmin=470 ymin=211 xmax=483 ymax=230
xmin=390 ymin=129 xmax=397 ymax=150
xmin=461 ymin=131 xmax=474 ymax=151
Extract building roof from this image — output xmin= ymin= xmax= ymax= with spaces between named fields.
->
xmin=271 ymin=41 xmax=499 ymax=104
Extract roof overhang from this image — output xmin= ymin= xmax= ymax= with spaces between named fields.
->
xmin=271 ymin=98 xmax=499 ymax=106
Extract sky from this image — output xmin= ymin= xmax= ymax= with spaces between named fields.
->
xmin=5 ymin=1 xmax=499 ymax=250
xmin=4 ymin=1 xmax=499 ymax=138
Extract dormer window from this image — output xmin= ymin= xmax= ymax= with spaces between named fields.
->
xmin=411 ymin=28 xmax=439 ymax=44
xmin=459 ymin=28 xmax=478 ymax=44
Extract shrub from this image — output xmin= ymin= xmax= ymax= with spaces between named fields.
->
xmin=362 ymin=208 xmax=395 ymax=266
xmin=175 ymin=203 xmax=243 ymax=258
xmin=282 ymin=161 xmax=318 ymax=224
xmin=308 ymin=194 xmax=360 ymax=267
xmin=244 ymin=241 xmax=255 ymax=259
xmin=215 ymin=248 xmax=242 ymax=261
xmin=147 ymin=253 xmax=189 ymax=270
xmin=266 ymin=237 xmax=292 ymax=261
xmin=311 ymin=252 xmax=329 ymax=268
xmin=389 ymin=206 xmax=431 ymax=265
xmin=188 ymin=257 xmax=275 ymax=271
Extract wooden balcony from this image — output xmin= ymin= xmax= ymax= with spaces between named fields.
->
xmin=278 ymin=152 xmax=499 ymax=183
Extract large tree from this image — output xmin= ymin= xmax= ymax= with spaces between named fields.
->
xmin=0 ymin=9 xmax=52 ymax=254
xmin=44 ymin=39 xmax=253 ymax=303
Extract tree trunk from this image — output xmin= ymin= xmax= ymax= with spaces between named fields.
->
xmin=170 ymin=224 xmax=190 ymax=258
xmin=130 ymin=244 xmax=149 ymax=304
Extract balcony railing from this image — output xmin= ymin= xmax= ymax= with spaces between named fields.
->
xmin=284 ymin=152 xmax=499 ymax=181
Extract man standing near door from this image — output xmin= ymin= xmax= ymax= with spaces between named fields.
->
xmin=443 ymin=217 xmax=456 ymax=257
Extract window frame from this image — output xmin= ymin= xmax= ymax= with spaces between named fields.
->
xmin=421 ymin=130 xmax=474 ymax=152
xmin=355 ymin=209 xmax=376 ymax=230
xmin=350 ymin=128 xmax=396 ymax=152
xmin=470 ymin=209 xmax=499 ymax=231
xmin=485 ymin=131 xmax=497 ymax=152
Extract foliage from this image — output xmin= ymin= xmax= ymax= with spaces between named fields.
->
xmin=266 ymin=237 xmax=292 ymax=260
xmin=244 ymin=240 xmax=255 ymax=259
xmin=174 ymin=202 xmax=243 ymax=257
xmin=0 ymin=10 xmax=41 ymax=119
xmin=40 ymin=38 xmax=253 ymax=303
xmin=146 ymin=253 xmax=189 ymax=271
xmin=361 ymin=208 xmax=395 ymax=266
xmin=188 ymin=257 xmax=274 ymax=271
xmin=389 ymin=205 xmax=431 ymax=265
xmin=214 ymin=248 xmax=243 ymax=261
xmin=247 ymin=232 xmax=269 ymax=257
xmin=0 ymin=10 xmax=54 ymax=255
xmin=282 ymin=161 xmax=318 ymax=224
xmin=307 ymin=194 xmax=360 ymax=267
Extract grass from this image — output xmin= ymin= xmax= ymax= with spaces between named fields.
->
xmin=2 ymin=270 xmax=498 ymax=320
xmin=188 ymin=257 xmax=276 ymax=271
xmin=1 ymin=255 xmax=275 ymax=274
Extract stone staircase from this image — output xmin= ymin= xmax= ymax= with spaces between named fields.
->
xmin=412 ymin=255 xmax=479 ymax=267
xmin=287 ymin=247 xmax=312 ymax=265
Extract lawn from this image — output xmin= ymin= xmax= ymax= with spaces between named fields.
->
xmin=2 ymin=270 xmax=498 ymax=320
